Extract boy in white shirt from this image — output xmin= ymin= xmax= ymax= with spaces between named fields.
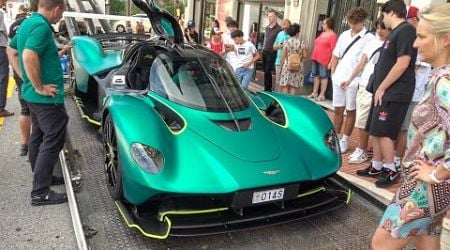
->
xmin=231 ymin=30 xmax=261 ymax=89
xmin=330 ymin=7 xmax=374 ymax=153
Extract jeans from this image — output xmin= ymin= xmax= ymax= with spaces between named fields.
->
xmin=0 ymin=47 xmax=9 ymax=111
xmin=28 ymin=102 xmax=68 ymax=196
xmin=235 ymin=67 xmax=254 ymax=89
xmin=262 ymin=50 xmax=277 ymax=91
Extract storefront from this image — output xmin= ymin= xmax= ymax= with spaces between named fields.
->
xmin=236 ymin=0 xmax=285 ymax=49
xmin=190 ymin=0 xmax=217 ymax=44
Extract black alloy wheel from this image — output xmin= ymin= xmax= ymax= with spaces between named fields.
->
xmin=103 ymin=114 xmax=124 ymax=200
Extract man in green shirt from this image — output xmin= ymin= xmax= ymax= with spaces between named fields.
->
xmin=7 ymin=0 xmax=69 ymax=206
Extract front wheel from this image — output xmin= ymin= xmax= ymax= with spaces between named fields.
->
xmin=103 ymin=114 xmax=124 ymax=200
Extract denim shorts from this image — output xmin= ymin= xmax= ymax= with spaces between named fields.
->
xmin=311 ymin=60 xmax=329 ymax=79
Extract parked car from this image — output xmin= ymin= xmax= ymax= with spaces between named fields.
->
xmin=69 ymin=0 xmax=349 ymax=239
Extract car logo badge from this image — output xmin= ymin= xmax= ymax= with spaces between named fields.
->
xmin=263 ymin=170 xmax=280 ymax=175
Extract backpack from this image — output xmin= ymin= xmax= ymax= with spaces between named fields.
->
xmin=287 ymin=51 xmax=301 ymax=72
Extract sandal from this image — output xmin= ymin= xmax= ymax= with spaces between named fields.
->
xmin=315 ymin=95 xmax=325 ymax=102
xmin=307 ymin=93 xmax=317 ymax=99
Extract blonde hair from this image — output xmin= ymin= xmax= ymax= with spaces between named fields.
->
xmin=420 ymin=3 xmax=450 ymax=38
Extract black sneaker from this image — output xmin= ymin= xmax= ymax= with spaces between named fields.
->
xmin=51 ymin=176 xmax=65 ymax=186
xmin=356 ymin=163 xmax=383 ymax=177
xmin=375 ymin=169 xmax=400 ymax=188
xmin=19 ymin=144 xmax=28 ymax=156
xmin=31 ymin=190 xmax=68 ymax=206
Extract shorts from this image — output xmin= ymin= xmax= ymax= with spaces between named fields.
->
xmin=332 ymin=83 xmax=358 ymax=110
xmin=366 ymin=100 xmax=409 ymax=140
xmin=311 ymin=60 xmax=329 ymax=79
xmin=355 ymin=87 xmax=372 ymax=129
xmin=400 ymin=101 xmax=418 ymax=130
xmin=14 ymin=73 xmax=30 ymax=116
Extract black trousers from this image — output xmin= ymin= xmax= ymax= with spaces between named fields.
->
xmin=28 ymin=102 xmax=68 ymax=196
xmin=262 ymin=50 xmax=277 ymax=91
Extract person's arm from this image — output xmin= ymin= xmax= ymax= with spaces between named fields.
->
xmin=329 ymin=33 xmax=339 ymax=73
xmin=279 ymin=46 xmax=287 ymax=73
xmin=330 ymin=55 xmax=338 ymax=75
xmin=244 ymin=51 xmax=261 ymax=68
xmin=340 ymin=54 xmax=367 ymax=89
xmin=374 ymin=55 xmax=411 ymax=106
xmin=411 ymin=161 xmax=450 ymax=184
xmin=6 ymin=46 xmax=22 ymax=79
xmin=22 ymin=49 xmax=58 ymax=97
xmin=58 ymin=44 xmax=72 ymax=57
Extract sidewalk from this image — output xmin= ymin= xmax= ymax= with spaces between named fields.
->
xmin=0 ymin=78 xmax=77 ymax=249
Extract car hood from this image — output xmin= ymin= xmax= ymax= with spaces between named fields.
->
xmin=169 ymin=102 xmax=282 ymax=162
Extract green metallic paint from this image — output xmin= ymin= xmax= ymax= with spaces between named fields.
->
xmin=104 ymin=91 xmax=340 ymax=205
xmin=72 ymin=36 xmax=122 ymax=76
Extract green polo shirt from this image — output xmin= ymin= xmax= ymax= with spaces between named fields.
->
xmin=9 ymin=13 xmax=64 ymax=104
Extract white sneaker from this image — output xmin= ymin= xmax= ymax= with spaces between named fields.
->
xmin=339 ymin=139 xmax=349 ymax=154
xmin=347 ymin=147 xmax=364 ymax=160
xmin=348 ymin=151 xmax=369 ymax=164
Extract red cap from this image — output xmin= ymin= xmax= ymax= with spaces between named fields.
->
xmin=406 ymin=6 xmax=419 ymax=19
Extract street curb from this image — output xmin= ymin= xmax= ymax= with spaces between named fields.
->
xmin=337 ymin=171 xmax=394 ymax=205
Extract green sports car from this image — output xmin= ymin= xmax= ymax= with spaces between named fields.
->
xmin=70 ymin=0 xmax=350 ymax=239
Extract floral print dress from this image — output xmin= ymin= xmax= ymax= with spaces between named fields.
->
xmin=379 ymin=65 xmax=450 ymax=239
xmin=279 ymin=37 xmax=305 ymax=88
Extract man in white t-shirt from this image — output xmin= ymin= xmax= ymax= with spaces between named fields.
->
xmin=231 ymin=30 xmax=260 ymax=89
xmin=342 ymin=17 xmax=389 ymax=166
xmin=224 ymin=20 xmax=238 ymax=69
xmin=330 ymin=7 xmax=374 ymax=153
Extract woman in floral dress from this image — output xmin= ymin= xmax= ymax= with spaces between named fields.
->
xmin=371 ymin=3 xmax=450 ymax=249
xmin=279 ymin=23 xmax=307 ymax=95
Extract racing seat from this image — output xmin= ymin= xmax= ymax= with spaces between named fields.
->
xmin=126 ymin=45 xmax=155 ymax=90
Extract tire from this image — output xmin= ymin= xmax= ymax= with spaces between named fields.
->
xmin=103 ymin=114 xmax=124 ymax=200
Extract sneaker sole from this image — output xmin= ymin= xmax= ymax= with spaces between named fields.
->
xmin=31 ymin=198 xmax=68 ymax=206
xmin=375 ymin=178 xmax=399 ymax=188
xmin=355 ymin=171 xmax=382 ymax=177
xmin=348 ymin=158 xmax=369 ymax=164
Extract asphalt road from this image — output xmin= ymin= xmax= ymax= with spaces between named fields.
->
xmin=65 ymin=96 xmax=384 ymax=250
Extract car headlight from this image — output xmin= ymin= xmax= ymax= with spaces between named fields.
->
xmin=130 ymin=143 xmax=164 ymax=174
xmin=324 ymin=129 xmax=339 ymax=153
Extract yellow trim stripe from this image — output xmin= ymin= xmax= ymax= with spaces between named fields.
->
xmin=158 ymin=207 xmax=229 ymax=222
xmin=73 ymin=96 xmax=102 ymax=126
xmin=296 ymin=186 xmax=326 ymax=198
xmin=114 ymin=201 xmax=171 ymax=239
xmin=345 ymin=189 xmax=352 ymax=204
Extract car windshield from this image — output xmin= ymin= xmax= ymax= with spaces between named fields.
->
xmin=150 ymin=53 xmax=249 ymax=112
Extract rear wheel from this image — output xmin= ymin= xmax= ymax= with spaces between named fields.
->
xmin=103 ymin=114 xmax=124 ymax=200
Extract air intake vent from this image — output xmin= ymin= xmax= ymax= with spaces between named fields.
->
xmin=212 ymin=118 xmax=252 ymax=131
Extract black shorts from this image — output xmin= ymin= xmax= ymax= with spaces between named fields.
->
xmin=365 ymin=100 xmax=409 ymax=140
xmin=14 ymin=73 xmax=30 ymax=116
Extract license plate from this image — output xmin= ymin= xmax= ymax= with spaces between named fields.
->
xmin=252 ymin=188 xmax=285 ymax=204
